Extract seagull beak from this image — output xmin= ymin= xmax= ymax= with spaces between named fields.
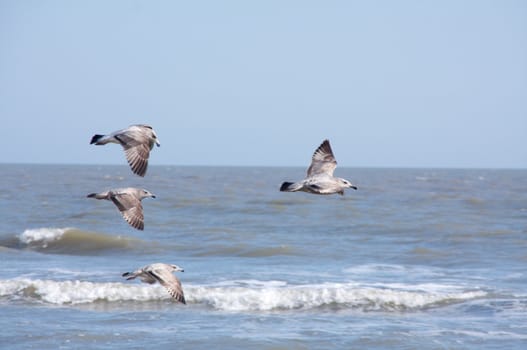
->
xmin=351 ymin=186 xmax=358 ymax=190
xmin=156 ymin=140 xmax=161 ymax=147
xmin=151 ymin=194 xmax=157 ymax=198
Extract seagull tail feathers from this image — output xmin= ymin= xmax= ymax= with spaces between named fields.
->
xmin=280 ymin=182 xmax=302 ymax=192
xmin=86 ymin=192 xmax=107 ymax=199
xmin=122 ymin=272 xmax=136 ymax=280
xmin=90 ymin=134 xmax=107 ymax=145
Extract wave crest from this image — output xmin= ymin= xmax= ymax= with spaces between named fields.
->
xmin=13 ymin=227 xmax=143 ymax=254
xmin=0 ymin=278 xmax=487 ymax=312
xmin=192 ymin=283 xmax=486 ymax=312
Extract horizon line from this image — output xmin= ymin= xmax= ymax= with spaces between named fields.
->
xmin=1 ymin=161 xmax=525 ymax=171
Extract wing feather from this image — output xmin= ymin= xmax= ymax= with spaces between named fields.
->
xmin=114 ymin=126 xmax=155 ymax=177
xmin=307 ymin=140 xmax=337 ymax=176
xmin=124 ymin=145 xmax=150 ymax=177
xmin=111 ymin=193 xmax=144 ymax=230
xmin=150 ymin=268 xmax=186 ymax=304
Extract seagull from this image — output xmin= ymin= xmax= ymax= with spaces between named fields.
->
xmin=87 ymin=187 xmax=156 ymax=230
xmin=122 ymin=263 xmax=186 ymax=304
xmin=90 ymin=124 xmax=160 ymax=177
xmin=280 ymin=139 xmax=357 ymax=195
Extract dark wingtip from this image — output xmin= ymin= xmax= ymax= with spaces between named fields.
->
xmin=86 ymin=193 xmax=96 ymax=198
xmin=318 ymin=139 xmax=332 ymax=153
xmin=122 ymin=272 xmax=136 ymax=280
xmin=280 ymin=182 xmax=293 ymax=192
xmin=129 ymin=162 xmax=147 ymax=177
xmin=90 ymin=134 xmax=104 ymax=144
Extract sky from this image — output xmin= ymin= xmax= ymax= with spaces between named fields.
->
xmin=1 ymin=0 xmax=526 ymax=168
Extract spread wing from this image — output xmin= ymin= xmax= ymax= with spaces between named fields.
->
xmin=114 ymin=126 xmax=154 ymax=177
xmin=306 ymin=139 xmax=337 ymax=177
xmin=150 ymin=267 xmax=186 ymax=304
xmin=111 ymin=192 xmax=144 ymax=230
xmin=124 ymin=144 xmax=150 ymax=177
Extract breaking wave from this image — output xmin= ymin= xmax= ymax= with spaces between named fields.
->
xmin=1 ymin=227 xmax=145 ymax=255
xmin=0 ymin=278 xmax=488 ymax=312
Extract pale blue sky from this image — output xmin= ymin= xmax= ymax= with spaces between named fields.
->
xmin=1 ymin=0 xmax=526 ymax=168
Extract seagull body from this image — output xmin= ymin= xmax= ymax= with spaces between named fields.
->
xmin=90 ymin=124 xmax=160 ymax=177
xmin=87 ymin=187 xmax=155 ymax=230
xmin=280 ymin=139 xmax=357 ymax=195
xmin=122 ymin=263 xmax=186 ymax=304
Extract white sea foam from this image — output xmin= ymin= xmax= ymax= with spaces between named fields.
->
xmin=0 ymin=278 xmax=487 ymax=311
xmin=191 ymin=283 xmax=487 ymax=311
xmin=0 ymin=279 xmax=167 ymax=304
xmin=19 ymin=227 xmax=70 ymax=247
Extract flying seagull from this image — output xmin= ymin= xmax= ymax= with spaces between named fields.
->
xmin=87 ymin=187 xmax=156 ymax=230
xmin=280 ymin=139 xmax=357 ymax=195
xmin=122 ymin=263 xmax=186 ymax=304
xmin=90 ymin=124 xmax=160 ymax=177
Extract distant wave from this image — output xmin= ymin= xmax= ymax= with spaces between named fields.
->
xmin=0 ymin=227 xmax=145 ymax=255
xmin=0 ymin=278 xmax=488 ymax=312
xmin=192 ymin=244 xmax=299 ymax=258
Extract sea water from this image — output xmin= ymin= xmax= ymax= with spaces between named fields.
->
xmin=0 ymin=164 xmax=525 ymax=349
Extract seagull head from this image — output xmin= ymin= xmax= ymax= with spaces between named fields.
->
xmin=340 ymin=178 xmax=358 ymax=190
xmin=170 ymin=264 xmax=184 ymax=273
xmin=152 ymin=130 xmax=161 ymax=147
xmin=141 ymin=189 xmax=156 ymax=199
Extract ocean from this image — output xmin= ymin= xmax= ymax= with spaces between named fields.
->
xmin=0 ymin=164 xmax=525 ymax=349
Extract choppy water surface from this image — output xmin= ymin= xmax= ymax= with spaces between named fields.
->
xmin=0 ymin=164 xmax=526 ymax=349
